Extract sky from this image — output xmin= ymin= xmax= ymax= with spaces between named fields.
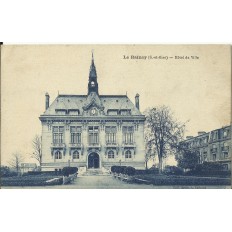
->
xmin=1 ymin=45 xmax=231 ymax=165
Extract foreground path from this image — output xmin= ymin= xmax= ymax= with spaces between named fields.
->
xmin=2 ymin=174 xmax=229 ymax=189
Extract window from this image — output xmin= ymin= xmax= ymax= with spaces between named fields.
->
xmin=70 ymin=126 xmax=82 ymax=144
xmin=69 ymin=110 xmax=79 ymax=115
xmin=212 ymin=153 xmax=216 ymax=161
xmin=88 ymin=126 xmax=99 ymax=145
xmin=73 ymin=151 xmax=80 ymax=159
xmin=125 ymin=150 xmax=132 ymax=159
xmin=53 ymin=126 xmax=64 ymax=144
xmin=123 ymin=126 xmax=134 ymax=144
xmin=105 ymin=126 xmax=117 ymax=144
xmin=56 ymin=109 xmax=66 ymax=115
xmin=223 ymin=130 xmax=228 ymax=138
xmin=107 ymin=110 xmax=118 ymax=115
xmin=120 ymin=110 xmax=130 ymax=115
xmin=55 ymin=151 xmax=62 ymax=159
xmin=224 ymin=152 xmax=229 ymax=159
xmin=108 ymin=150 xmax=114 ymax=159
xmin=222 ymin=164 xmax=229 ymax=171
xmin=203 ymin=152 xmax=207 ymax=161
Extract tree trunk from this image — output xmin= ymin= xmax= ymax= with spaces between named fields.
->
xmin=145 ymin=160 xmax=148 ymax=170
xmin=158 ymin=156 xmax=163 ymax=174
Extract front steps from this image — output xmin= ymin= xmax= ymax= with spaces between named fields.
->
xmin=81 ymin=168 xmax=110 ymax=176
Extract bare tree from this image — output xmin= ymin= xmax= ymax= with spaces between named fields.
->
xmin=8 ymin=152 xmax=24 ymax=173
xmin=30 ymin=135 xmax=42 ymax=166
xmin=145 ymin=106 xmax=187 ymax=173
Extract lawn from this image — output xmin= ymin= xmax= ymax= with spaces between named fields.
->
xmin=1 ymin=174 xmax=63 ymax=187
xmin=132 ymin=174 xmax=231 ymax=186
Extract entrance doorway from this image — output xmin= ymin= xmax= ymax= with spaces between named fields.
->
xmin=88 ymin=153 xmax=100 ymax=169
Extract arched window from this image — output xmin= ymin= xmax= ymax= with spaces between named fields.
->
xmin=73 ymin=150 xmax=79 ymax=159
xmin=108 ymin=150 xmax=114 ymax=159
xmin=55 ymin=151 xmax=62 ymax=159
xmin=125 ymin=150 xmax=132 ymax=159
xmin=223 ymin=142 xmax=228 ymax=147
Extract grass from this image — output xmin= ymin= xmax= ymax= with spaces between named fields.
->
xmin=1 ymin=174 xmax=63 ymax=187
xmin=132 ymin=174 xmax=231 ymax=186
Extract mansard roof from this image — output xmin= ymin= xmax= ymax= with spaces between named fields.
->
xmin=42 ymin=94 xmax=143 ymax=116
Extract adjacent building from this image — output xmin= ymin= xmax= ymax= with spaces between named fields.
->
xmin=183 ymin=125 xmax=231 ymax=170
xmin=39 ymin=54 xmax=145 ymax=171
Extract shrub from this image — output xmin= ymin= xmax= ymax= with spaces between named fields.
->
xmin=124 ymin=166 xmax=136 ymax=176
xmin=163 ymin=165 xmax=183 ymax=175
xmin=27 ymin=171 xmax=42 ymax=175
xmin=0 ymin=166 xmax=17 ymax=177
xmin=195 ymin=162 xmax=224 ymax=172
xmin=147 ymin=166 xmax=159 ymax=174
xmin=111 ymin=166 xmax=117 ymax=173
xmin=62 ymin=167 xmax=78 ymax=177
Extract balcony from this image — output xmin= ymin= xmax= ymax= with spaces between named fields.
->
xmin=105 ymin=142 xmax=119 ymax=148
xmin=51 ymin=143 xmax=66 ymax=148
xmin=122 ymin=142 xmax=136 ymax=148
xmin=87 ymin=143 xmax=101 ymax=151
xmin=69 ymin=143 xmax=83 ymax=149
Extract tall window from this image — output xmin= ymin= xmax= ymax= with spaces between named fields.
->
xmin=73 ymin=150 xmax=80 ymax=159
xmin=55 ymin=151 xmax=62 ymax=159
xmin=125 ymin=150 xmax=132 ymax=159
xmin=53 ymin=126 xmax=64 ymax=144
xmin=70 ymin=126 xmax=82 ymax=144
xmin=88 ymin=126 xmax=99 ymax=145
xmin=224 ymin=152 xmax=229 ymax=159
xmin=108 ymin=150 xmax=114 ymax=159
xmin=212 ymin=153 xmax=217 ymax=161
xmin=123 ymin=126 xmax=134 ymax=144
xmin=105 ymin=126 xmax=117 ymax=144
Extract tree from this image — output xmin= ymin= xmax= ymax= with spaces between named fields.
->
xmin=8 ymin=152 xmax=24 ymax=174
xmin=30 ymin=135 xmax=42 ymax=166
xmin=176 ymin=150 xmax=199 ymax=171
xmin=145 ymin=106 xmax=186 ymax=173
xmin=144 ymin=130 xmax=156 ymax=170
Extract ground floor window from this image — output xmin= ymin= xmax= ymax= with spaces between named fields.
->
xmin=125 ymin=150 xmax=132 ymax=159
xmin=108 ymin=150 xmax=114 ymax=159
xmin=212 ymin=153 xmax=216 ymax=161
xmin=55 ymin=151 xmax=62 ymax=159
xmin=73 ymin=151 xmax=80 ymax=159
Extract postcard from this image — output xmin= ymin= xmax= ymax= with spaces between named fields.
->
xmin=1 ymin=44 xmax=231 ymax=189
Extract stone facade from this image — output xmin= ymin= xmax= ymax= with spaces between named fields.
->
xmin=39 ymin=54 xmax=145 ymax=171
xmin=183 ymin=125 xmax=231 ymax=170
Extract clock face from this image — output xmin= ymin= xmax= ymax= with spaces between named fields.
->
xmin=91 ymin=109 xmax=96 ymax=115
xmin=91 ymin=81 xmax=95 ymax=87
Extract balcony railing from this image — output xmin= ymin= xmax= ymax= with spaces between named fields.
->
xmin=87 ymin=143 xmax=101 ymax=148
xmin=51 ymin=143 xmax=66 ymax=148
xmin=69 ymin=143 xmax=83 ymax=148
xmin=106 ymin=142 xmax=118 ymax=147
xmin=122 ymin=142 xmax=136 ymax=147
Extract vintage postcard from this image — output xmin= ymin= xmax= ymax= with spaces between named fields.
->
xmin=0 ymin=44 xmax=231 ymax=189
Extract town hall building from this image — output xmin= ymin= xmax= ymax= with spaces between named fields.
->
xmin=39 ymin=54 xmax=145 ymax=171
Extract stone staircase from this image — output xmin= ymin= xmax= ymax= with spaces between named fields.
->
xmin=81 ymin=168 xmax=111 ymax=176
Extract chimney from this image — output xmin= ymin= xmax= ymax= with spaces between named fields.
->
xmin=198 ymin=131 xmax=206 ymax=136
xmin=45 ymin=92 xmax=50 ymax=110
xmin=135 ymin=93 xmax=140 ymax=110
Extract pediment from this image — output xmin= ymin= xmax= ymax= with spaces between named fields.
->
xmin=83 ymin=93 xmax=104 ymax=111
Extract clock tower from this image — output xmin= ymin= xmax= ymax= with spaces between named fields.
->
xmin=88 ymin=52 xmax=99 ymax=95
